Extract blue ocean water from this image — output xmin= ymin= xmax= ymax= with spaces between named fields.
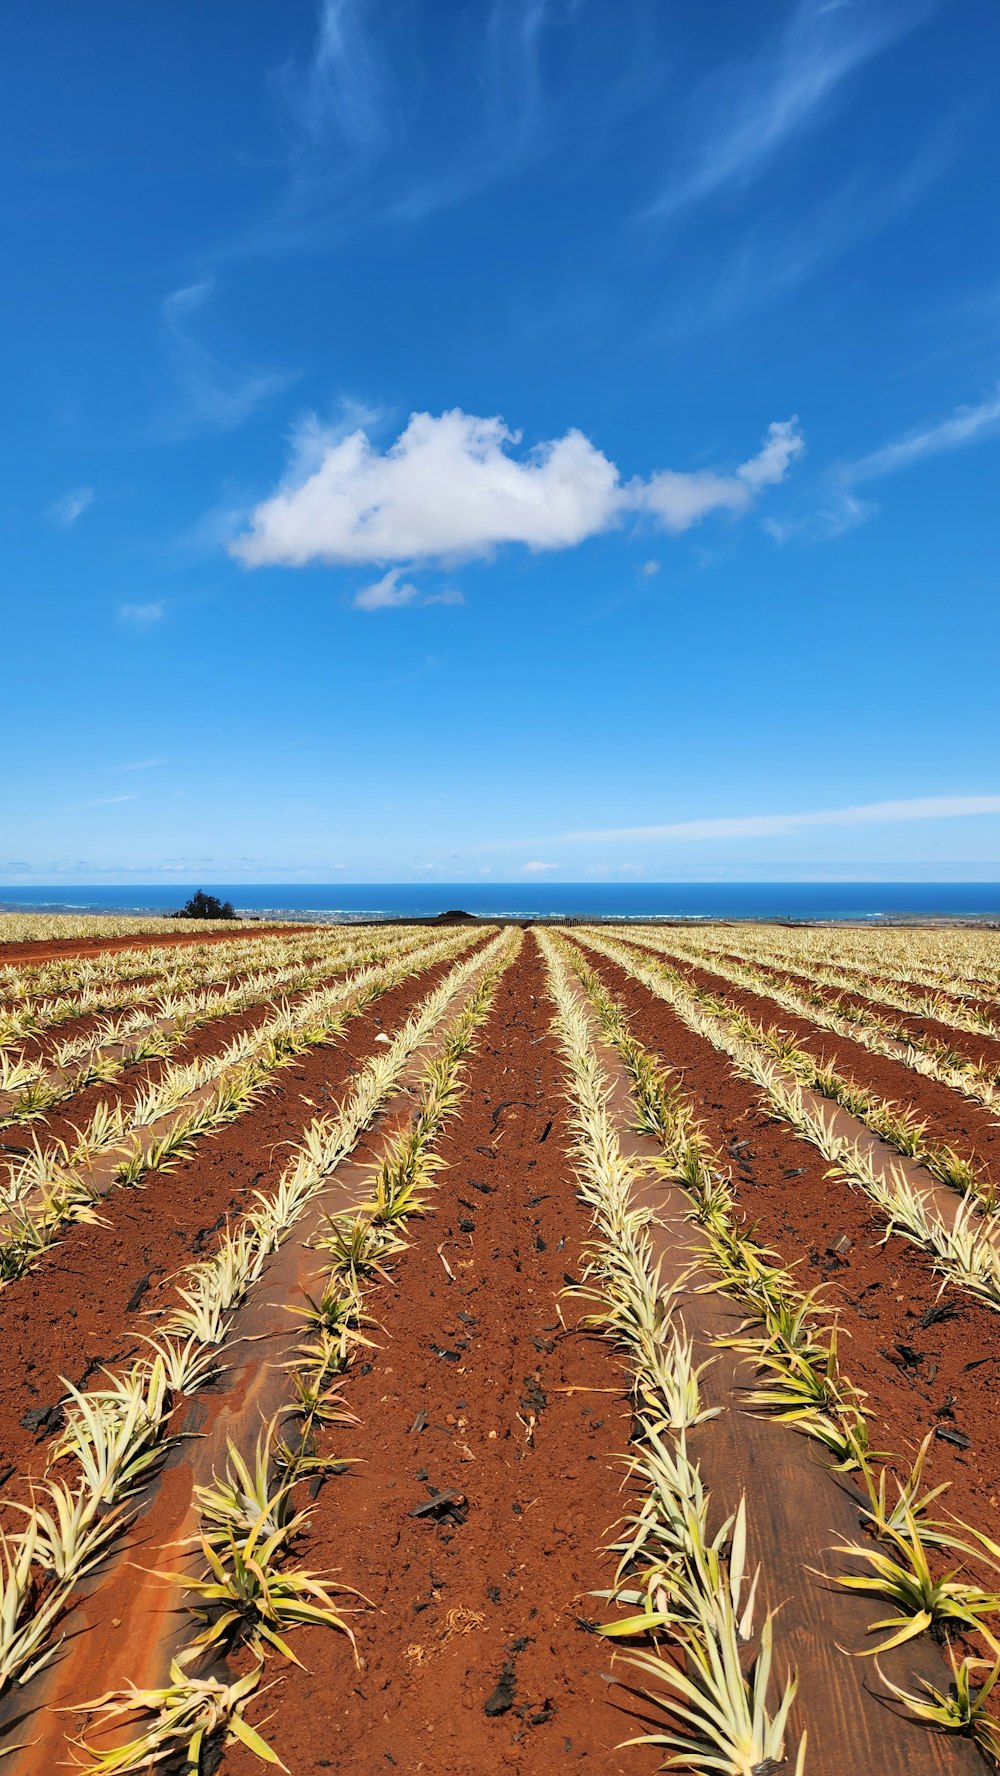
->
xmin=1 ymin=883 xmax=999 ymax=921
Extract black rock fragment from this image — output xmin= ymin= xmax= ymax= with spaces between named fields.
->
xmin=484 ymin=1662 xmax=517 ymax=1716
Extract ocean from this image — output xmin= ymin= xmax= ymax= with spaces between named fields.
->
xmin=1 ymin=883 xmax=999 ymax=922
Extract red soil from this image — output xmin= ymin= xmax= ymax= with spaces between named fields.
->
xmin=0 ymin=925 xmax=311 ymax=968
xmin=631 ymin=942 xmax=1000 ymax=1191
xmin=679 ymin=941 xmax=1000 ymax=1075
xmin=223 ymin=938 xmax=654 ymax=1776
xmin=0 ymin=948 xmax=471 ymax=1508
xmin=8 ymin=936 xmax=340 ymax=1066
xmin=5 ymin=930 xmax=1000 ymax=1773
xmin=580 ymin=943 xmax=1000 ymax=1559
xmin=712 ymin=944 xmax=1000 ymax=1028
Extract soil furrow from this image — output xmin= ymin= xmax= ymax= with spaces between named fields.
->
xmin=704 ymin=941 xmax=1000 ymax=1026
xmin=579 ymin=941 xmax=1000 ymax=1565
xmin=650 ymin=935 xmax=1000 ymax=1077
xmin=0 ymin=948 xmax=473 ymax=1500
xmin=0 ymin=932 xmax=430 ymax=1159
xmin=549 ymin=939 xmax=976 ymax=1776
xmin=7 ymin=937 xmax=508 ymax=1770
xmin=220 ymin=936 xmax=655 ymax=1776
xmin=0 ymin=925 xmax=310 ymax=969
xmin=617 ymin=938 xmax=1000 ymax=1186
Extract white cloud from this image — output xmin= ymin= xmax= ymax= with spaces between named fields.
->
xmin=639 ymin=558 xmax=661 ymax=576
xmin=522 ymin=860 xmax=557 ymax=873
xmin=424 ymin=587 xmax=464 ymax=607
xmin=161 ymin=278 xmax=291 ymax=436
xmin=235 ymin=410 xmax=622 ymax=567
xmin=352 ymin=569 xmax=466 ymax=612
xmin=771 ymin=387 xmax=1000 ymax=544
xmin=119 ymin=601 xmax=165 ymax=625
xmin=646 ymin=0 xmax=920 ymax=219
xmin=353 ymin=568 xmax=421 ymax=611
xmin=232 ymin=409 xmax=803 ymax=570
xmin=637 ymin=419 xmax=804 ymax=531
xmin=562 ymin=795 xmax=1000 ymax=845
xmin=51 ymin=487 xmax=93 ymax=527
xmin=637 ymin=468 xmax=748 ymax=531
xmin=847 ymin=386 xmax=1000 ymax=483
xmin=737 ymin=418 xmax=804 ymax=490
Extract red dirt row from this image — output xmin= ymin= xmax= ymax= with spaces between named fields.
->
xmin=0 ymin=925 xmax=313 ymax=969
xmin=621 ymin=940 xmax=1000 ymax=1191
xmin=9 ymin=973 xmax=305 ymax=1081
xmin=580 ymin=942 xmax=1000 ymax=1562
xmin=0 ymin=995 xmax=311 ymax=1168
xmin=1 ymin=939 xmax=435 ymax=1185
xmin=10 ymin=935 xmax=335 ymax=1066
xmin=9 ymin=929 xmax=1000 ymax=1773
xmin=0 ymin=946 xmax=477 ymax=1506
xmin=676 ymin=940 xmax=1000 ymax=1075
xmin=711 ymin=944 xmax=1000 ymax=1027
xmin=222 ymin=937 xmax=655 ymax=1776
xmin=15 ymin=981 xmax=271 ymax=1071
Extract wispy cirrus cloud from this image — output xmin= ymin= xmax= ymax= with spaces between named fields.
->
xmin=561 ymin=795 xmax=1000 ymax=846
xmin=644 ymin=0 xmax=926 ymax=221
xmin=293 ymin=0 xmax=390 ymax=158
xmin=160 ymin=278 xmax=292 ymax=436
xmin=231 ymin=408 xmax=803 ymax=570
xmin=72 ymin=794 xmax=139 ymax=811
xmin=659 ymin=152 xmax=954 ymax=343
xmin=232 ymin=0 xmax=661 ymax=258
xmin=119 ymin=601 xmax=165 ymax=625
xmin=769 ymin=384 xmax=1000 ymax=542
xmin=847 ymin=384 xmax=1000 ymax=483
xmin=50 ymin=486 xmax=93 ymax=527
xmin=246 ymin=0 xmax=553 ymax=252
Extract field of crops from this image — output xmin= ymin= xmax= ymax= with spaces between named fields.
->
xmin=3 ymin=916 xmax=1000 ymax=1774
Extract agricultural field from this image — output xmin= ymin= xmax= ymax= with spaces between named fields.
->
xmin=3 ymin=919 xmax=1000 ymax=1774
xmin=0 ymin=913 xmax=285 ymax=957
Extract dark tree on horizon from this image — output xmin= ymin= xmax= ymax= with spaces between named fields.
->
xmin=172 ymin=889 xmax=238 ymax=920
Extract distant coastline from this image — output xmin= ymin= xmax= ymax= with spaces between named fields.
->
xmin=1 ymin=882 xmax=999 ymax=925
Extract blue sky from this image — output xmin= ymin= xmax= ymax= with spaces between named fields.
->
xmin=5 ymin=0 xmax=1000 ymax=885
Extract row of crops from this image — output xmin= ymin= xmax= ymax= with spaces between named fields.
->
xmin=1 ymin=918 xmax=1000 ymax=1771
xmin=0 ymin=913 xmax=258 ymax=946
